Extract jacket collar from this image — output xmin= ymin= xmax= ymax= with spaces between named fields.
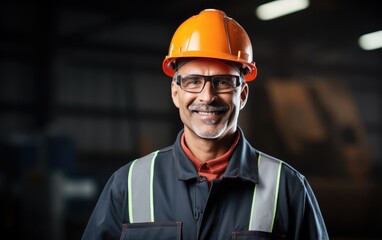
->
xmin=173 ymin=128 xmax=259 ymax=184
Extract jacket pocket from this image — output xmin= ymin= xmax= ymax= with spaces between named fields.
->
xmin=121 ymin=222 xmax=182 ymax=240
xmin=232 ymin=230 xmax=286 ymax=240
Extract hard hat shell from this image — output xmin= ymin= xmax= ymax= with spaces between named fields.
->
xmin=162 ymin=9 xmax=257 ymax=82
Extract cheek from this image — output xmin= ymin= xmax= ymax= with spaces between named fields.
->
xmin=228 ymin=94 xmax=241 ymax=108
xmin=178 ymin=97 xmax=192 ymax=114
xmin=177 ymin=92 xmax=195 ymax=108
xmin=174 ymin=96 xmax=190 ymax=119
xmin=229 ymin=95 xmax=243 ymax=117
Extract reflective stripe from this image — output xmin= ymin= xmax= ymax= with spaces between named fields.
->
xmin=128 ymin=150 xmax=158 ymax=223
xmin=249 ymin=152 xmax=282 ymax=232
xmin=127 ymin=150 xmax=282 ymax=231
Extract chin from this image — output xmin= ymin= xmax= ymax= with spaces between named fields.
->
xmin=193 ymin=126 xmax=226 ymax=139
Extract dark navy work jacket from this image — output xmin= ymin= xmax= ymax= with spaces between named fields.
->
xmin=82 ymin=128 xmax=329 ymax=240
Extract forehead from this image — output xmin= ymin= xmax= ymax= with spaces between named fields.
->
xmin=177 ymin=58 xmax=238 ymax=75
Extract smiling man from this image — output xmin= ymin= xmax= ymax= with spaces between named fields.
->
xmin=172 ymin=58 xmax=248 ymax=162
xmin=82 ymin=9 xmax=329 ymax=240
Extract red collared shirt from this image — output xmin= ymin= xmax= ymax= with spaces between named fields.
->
xmin=180 ymin=131 xmax=240 ymax=183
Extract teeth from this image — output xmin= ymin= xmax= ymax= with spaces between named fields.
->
xmin=198 ymin=111 xmax=219 ymax=115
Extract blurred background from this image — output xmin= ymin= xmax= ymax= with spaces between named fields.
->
xmin=1 ymin=0 xmax=381 ymax=239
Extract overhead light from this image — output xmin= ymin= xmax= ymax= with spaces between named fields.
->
xmin=358 ymin=30 xmax=382 ymax=51
xmin=256 ymin=0 xmax=310 ymax=21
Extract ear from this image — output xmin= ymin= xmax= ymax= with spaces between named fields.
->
xmin=171 ymin=80 xmax=180 ymax=108
xmin=240 ymin=83 xmax=249 ymax=110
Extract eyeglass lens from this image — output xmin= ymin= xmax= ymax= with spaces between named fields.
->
xmin=178 ymin=74 xmax=239 ymax=93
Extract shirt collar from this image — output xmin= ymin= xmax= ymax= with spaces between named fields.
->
xmin=173 ymin=128 xmax=259 ymax=183
xmin=180 ymin=131 xmax=240 ymax=182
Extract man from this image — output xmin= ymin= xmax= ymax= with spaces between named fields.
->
xmin=82 ymin=9 xmax=329 ymax=239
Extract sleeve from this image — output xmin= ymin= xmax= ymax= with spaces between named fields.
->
xmin=81 ymin=165 xmax=130 ymax=240
xmin=292 ymin=176 xmax=329 ymax=240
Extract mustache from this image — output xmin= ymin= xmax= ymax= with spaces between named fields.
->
xmin=188 ymin=104 xmax=229 ymax=112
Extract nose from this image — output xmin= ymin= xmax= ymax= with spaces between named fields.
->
xmin=197 ymin=81 xmax=217 ymax=103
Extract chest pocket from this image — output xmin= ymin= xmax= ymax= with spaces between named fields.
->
xmin=127 ymin=150 xmax=282 ymax=235
xmin=121 ymin=222 xmax=182 ymax=240
xmin=232 ymin=230 xmax=286 ymax=240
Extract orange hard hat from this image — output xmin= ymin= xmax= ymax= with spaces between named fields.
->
xmin=162 ymin=9 xmax=257 ymax=82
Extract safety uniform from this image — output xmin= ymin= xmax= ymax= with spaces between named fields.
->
xmin=81 ymin=128 xmax=329 ymax=239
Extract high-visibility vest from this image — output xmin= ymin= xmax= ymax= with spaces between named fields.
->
xmin=127 ymin=150 xmax=282 ymax=233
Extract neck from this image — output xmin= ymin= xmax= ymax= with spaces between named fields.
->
xmin=183 ymin=128 xmax=238 ymax=162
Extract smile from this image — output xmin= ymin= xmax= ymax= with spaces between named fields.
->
xmin=195 ymin=111 xmax=222 ymax=115
xmin=189 ymin=104 xmax=229 ymax=114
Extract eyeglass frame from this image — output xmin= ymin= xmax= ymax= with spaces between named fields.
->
xmin=174 ymin=74 xmax=244 ymax=93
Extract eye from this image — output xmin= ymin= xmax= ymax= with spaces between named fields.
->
xmin=182 ymin=76 xmax=204 ymax=88
xmin=214 ymin=76 xmax=236 ymax=88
